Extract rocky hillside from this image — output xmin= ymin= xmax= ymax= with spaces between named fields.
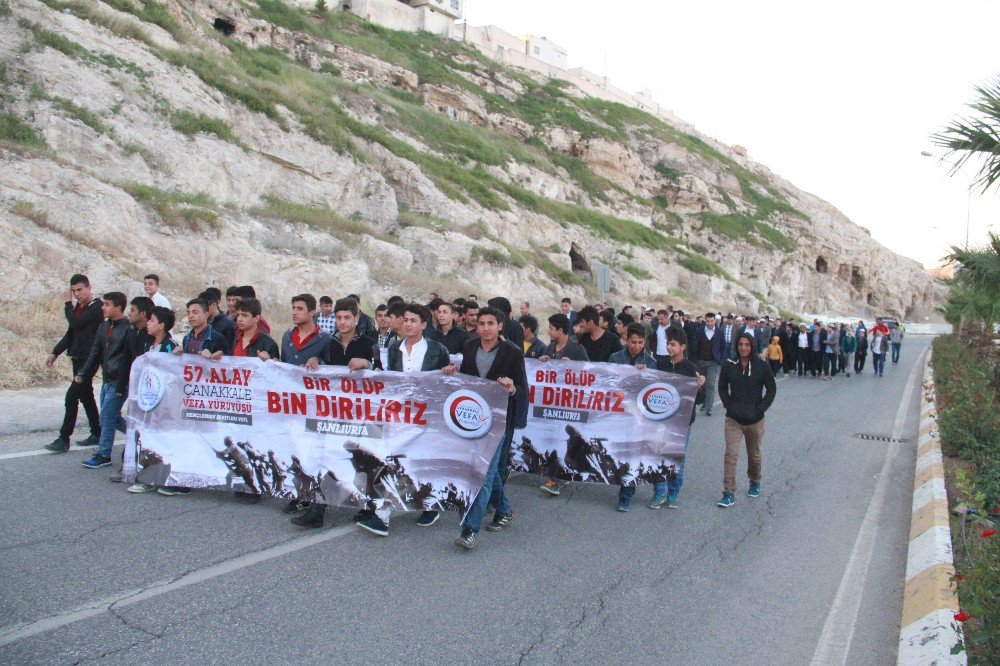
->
xmin=0 ymin=0 xmax=941 ymax=319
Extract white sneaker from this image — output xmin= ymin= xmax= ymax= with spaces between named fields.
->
xmin=127 ymin=483 xmax=155 ymax=493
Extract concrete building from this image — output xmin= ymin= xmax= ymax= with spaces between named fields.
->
xmin=525 ymin=35 xmax=567 ymax=69
xmin=400 ymin=0 xmax=464 ymax=20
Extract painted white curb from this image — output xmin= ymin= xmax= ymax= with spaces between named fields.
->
xmin=897 ymin=353 xmax=965 ymax=665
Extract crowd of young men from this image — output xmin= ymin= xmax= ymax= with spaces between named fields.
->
xmin=45 ymin=276 xmax=902 ymax=550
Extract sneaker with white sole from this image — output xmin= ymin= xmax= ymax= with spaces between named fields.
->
xmin=540 ymin=478 xmax=561 ymax=496
xmin=717 ymin=492 xmax=735 ymax=508
xmin=648 ymin=492 xmax=666 ymax=509
xmin=666 ymin=492 xmax=679 ymax=509
xmin=748 ymin=482 xmax=761 ymax=497
xmin=416 ymin=511 xmax=440 ymax=527
xmin=455 ymin=527 xmax=476 ymax=550
xmin=485 ymin=513 xmax=513 ymax=532
xmin=356 ymin=516 xmax=389 ymax=536
xmin=81 ymin=455 xmax=112 ymax=469
xmin=127 ymin=483 xmax=155 ymax=493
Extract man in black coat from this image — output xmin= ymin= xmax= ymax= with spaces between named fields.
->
xmin=46 ymin=274 xmax=103 ymax=451
xmin=445 ymin=306 xmax=527 ymax=550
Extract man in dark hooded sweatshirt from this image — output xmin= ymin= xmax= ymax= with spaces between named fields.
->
xmin=716 ymin=332 xmax=776 ymax=508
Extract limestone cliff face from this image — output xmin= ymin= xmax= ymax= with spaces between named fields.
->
xmin=0 ymin=0 xmax=942 ymax=318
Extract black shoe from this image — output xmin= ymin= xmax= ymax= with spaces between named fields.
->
xmin=45 ymin=437 xmax=70 ymax=453
xmin=75 ymin=434 xmax=100 ymax=447
xmin=455 ymin=527 xmax=476 ymax=550
xmin=235 ymin=492 xmax=262 ymax=504
xmin=352 ymin=508 xmax=375 ymax=522
xmin=416 ymin=510 xmax=440 ymax=527
xmin=157 ymin=486 xmax=192 ymax=496
xmin=282 ymin=499 xmax=310 ymax=514
xmin=291 ymin=504 xmax=325 ymax=528
xmin=356 ymin=516 xmax=390 ymax=536
xmin=485 ymin=513 xmax=513 ymax=532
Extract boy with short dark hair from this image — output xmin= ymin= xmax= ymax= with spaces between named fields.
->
xmin=76 ymin=292 xmax=131 ymax=469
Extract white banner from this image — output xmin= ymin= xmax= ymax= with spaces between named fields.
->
xmin=513 ymin=359 xmax=698 ymax=485
xmin=124 ymin=354 xmax=510 ymax=513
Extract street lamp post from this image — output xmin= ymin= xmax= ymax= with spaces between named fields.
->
xmin=921 ymin=150 xmax=973 ymax=249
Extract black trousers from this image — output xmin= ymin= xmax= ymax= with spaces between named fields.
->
xmin=59 ymin=357 xmax=101 ymax=440
xmin=855 ymin=351 xmax=867 ymax=374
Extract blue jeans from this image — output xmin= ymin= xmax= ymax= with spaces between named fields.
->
xmin=872 ymin=353 xmax=886 ymax=376
xmin=463 ymin=429 xmax=513 ymax=533
xmin=97 ymin=382 xmax=126 ymax=459
xmin=891 ymin=343 xmax=901 ymax=363
xmin=619 ymin=428 xmax=691 ymax=500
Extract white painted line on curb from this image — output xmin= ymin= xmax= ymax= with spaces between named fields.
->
xmin=915 ymin=448 xmax=943 ymax=473
xmin=810 ymin=346 xmax=927 ymax=666
xmin=912 ymin=477 xmax=947 ymax=513
xmin=899 ymin=608 xmax=965 ymax=666
xmin=0 ymin=524 xmax=357 ymax=647
xmin=905 ymin=524 xmax=955 ymax=580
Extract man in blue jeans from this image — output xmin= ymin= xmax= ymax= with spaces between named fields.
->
xmin=75 ymin=292 xmax=131 ymax=469
xmin=444 ymin=307 xmax=528 ymax=550
xmin=619 ymin=327 xmax=704 ymax=510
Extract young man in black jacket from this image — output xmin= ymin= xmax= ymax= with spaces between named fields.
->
xmin=115 ymin=297 xmax=154 ymax=399
xmin=75 ymin=292 xmax=131 ymax=469
xmin=106 ymin=297 xmax=154 ymax=482
xmin=46 ymin=274 xmax=104 ymax=452
xmin=201 ymin=290 xmax=236 ymax=351
xmin=445 ymin=307 xmax=528 ymax=550
xmin=716 ymin=333 xmax=777 ymax=507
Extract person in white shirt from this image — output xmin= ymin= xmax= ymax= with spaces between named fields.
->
xmin=796 ymin=324 xmax=810 ymax=376
xmin=143 ymin=274 xmax=170 ymax=309
xmin=356 ymin=302 xmax=450 ymax=538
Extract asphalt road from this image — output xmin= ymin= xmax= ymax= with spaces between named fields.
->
xmin=0 ymin=337 xmax=931 ymax=665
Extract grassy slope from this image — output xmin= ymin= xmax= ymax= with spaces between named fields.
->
xmin=2 ymin=0 xmax=809 ymax=286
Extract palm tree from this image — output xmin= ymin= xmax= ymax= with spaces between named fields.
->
xmin=941 ymin=232 xmax=1000 ymax=338
xmin=933 ymin=77 xmax=1000 ymax=193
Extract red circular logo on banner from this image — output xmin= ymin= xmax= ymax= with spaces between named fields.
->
xmin=443 ymin=390 xmax=493 ymax=439
xmin=636 ymin=382 xmax=682 ymax=421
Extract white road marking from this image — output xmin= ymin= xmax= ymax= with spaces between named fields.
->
xmin=0 ymin=524 xmax=357 ymax=647
xmin=0 ymin=449 xmax=56 ymax=461
xmin=809 ymin=346 xmax=928 ymax=666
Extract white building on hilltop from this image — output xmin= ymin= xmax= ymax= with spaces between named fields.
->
xmin=399 ymin=0 xmax=464 ymax=20
xmin=525 ymin=35 xmax=567 ymax=69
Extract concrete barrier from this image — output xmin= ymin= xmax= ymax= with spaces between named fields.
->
xmin=897 ymin=354 xmax=965 ymax=664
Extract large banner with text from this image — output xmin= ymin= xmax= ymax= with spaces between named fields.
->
xmin=514 ymin=359 xmax=699 ymax=485
xmin=123 ymin=354 xmax=510 ymax=513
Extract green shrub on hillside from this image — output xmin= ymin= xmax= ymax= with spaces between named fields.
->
xmin=622 ymin=263 xmax=653 ymax=280
xmin=0 ymin=111 xmax=46 ymax=149
xmin=171 ymin=110 xmax=245 ymax=149
xmin=123 ymin=183 xmax=219 ymax=230
xmin=252 ymin=195 xmax=373 ymax=236
xmin=698 ymin=211 xmax=795 ymax=253
xmin=51 ymin=97 xmax=108 ymax=134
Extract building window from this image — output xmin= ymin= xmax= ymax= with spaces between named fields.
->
xmin=450 ymin=0 xmax=458 ymax=9
xmin=533 ymin=46 xmax=540 ymax=54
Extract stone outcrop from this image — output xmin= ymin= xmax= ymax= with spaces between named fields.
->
xmin=0 ymin=0 xmax=942 ymax=323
